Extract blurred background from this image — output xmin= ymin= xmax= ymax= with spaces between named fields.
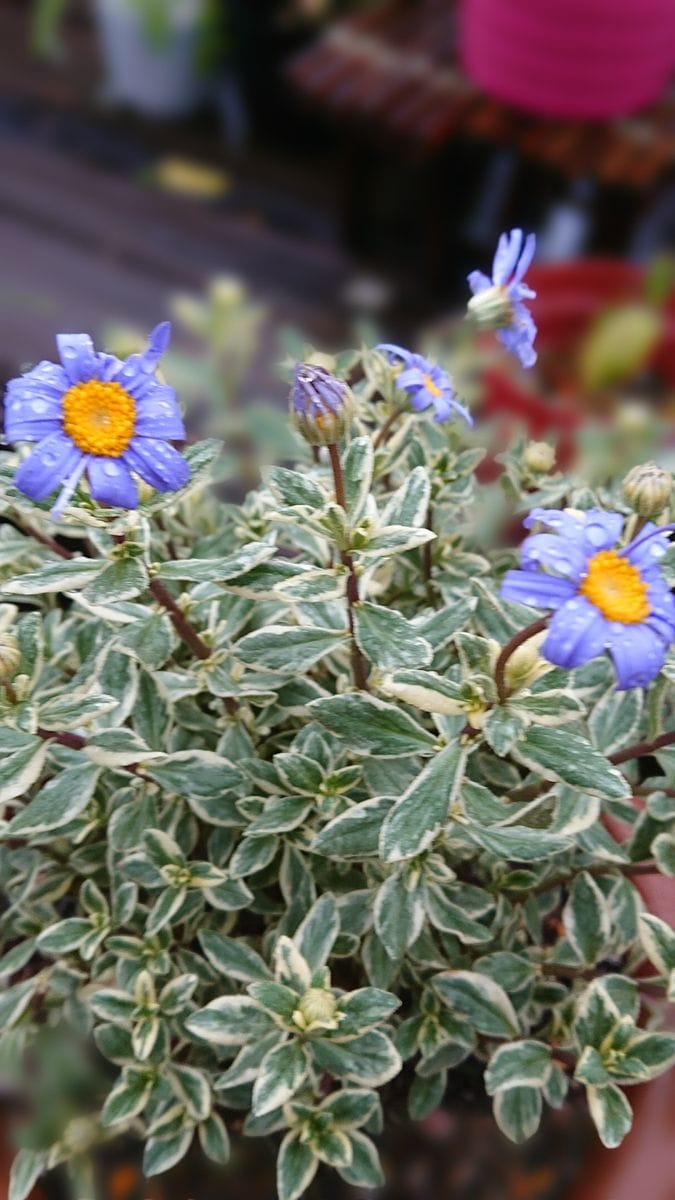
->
xmin=0 ymin=0 xmax=673 ymax=474
xmin=0 ymin=1 xmax=674 ymax=1197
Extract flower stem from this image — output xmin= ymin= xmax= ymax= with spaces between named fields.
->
xmin=494 ymin=617 xmax=549 ymax=704
xmin=327 ymin=442 xmax=369 ymax=691
xmin=373 ymin=405 xmax=404 ymax=451
xmin=148 ymin=579 xmax=211 ymax=661
xmin=15 ymin=515 xmax=236 ymax=709
xmin=37 ymin=727 xmax=86 ymax=751
xmin=610 ymin=730 xmax=675 ymax=766
xmin=503 ymin=859 xmax=658 ymax=902
xmin=13 ymin=519 xmax=71 ymax=560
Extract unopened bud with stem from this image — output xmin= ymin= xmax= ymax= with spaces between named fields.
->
xmin=290 ymin=363 xmax=352 ymax=446
xmin=622 ymin=462 xmax=673 ymax=519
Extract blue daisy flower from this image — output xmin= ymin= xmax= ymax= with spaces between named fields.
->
xmin=376 ymin=344 xmax=472 ymax=425
xmin=501 ymin=507 xmax=675 ymax=689
xmin=3 ymin=323 xmax=189 ymax=519
xmin=467 ymin=229 xmax=537 ymax=369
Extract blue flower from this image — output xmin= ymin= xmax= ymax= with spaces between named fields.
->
xmin=3 ymin=323 xmax=189 ymax=519
xmin=376 ymin=344 xmax=472 ymax=425
xmin=501 ymin=507 xmax=675 ymax=689
xmin=467 ymin=230 xmax=537 ymax=369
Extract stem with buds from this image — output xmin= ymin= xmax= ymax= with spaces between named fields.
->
xmin=494 ymin=618 xmax=549 ymax=704
xmin=327 ymin=443 xmax=369 ymax=691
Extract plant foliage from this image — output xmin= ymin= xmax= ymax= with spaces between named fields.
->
xmin=1 ymin=339 xmax=674 ymax=1200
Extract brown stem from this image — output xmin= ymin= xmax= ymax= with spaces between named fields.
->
xmin=609 ymin=730 xmax=675 ymax=766
xmin=148 ymin=579 xmax=211 ymax=661
xmin=504 ymin=860 xmax=658 ymax=902
xmin=10 ymin=517 xmax=73 ymax=560
xmin=373 ymin=405 xmax=404 ymax=451
xmin=37 ymin=728 xmax=87 ymax=750
xmin=148 ymin=578 xmax=239 ymax=714
xmin=541 ymin=962 xmax=666 ymax=994
xmin=327 ymin=442 xmax=369 ymax=691
xmin=540 ymin=962 xmax=595 ymax=982
xmin=494 ymin=617 xmax=549 ymax=704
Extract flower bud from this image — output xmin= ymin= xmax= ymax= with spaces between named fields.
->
xmin=503 ymin=631 xmax=550 ymax=693
xmin=523 ymin=441 xmax=555 ymax=474
xmin=623 ymin=463 xmax=673 ymax=518
xmin=619 ymin=460 xmax=667 ymax=518
xmin=290 ymin=363 xmax=352 ymax=446
xmin=293 ymin=987 xmax=339 ymax=1032
xmin=467 ymin=284 xmax=513 ymax=330
xmin=0 ymin=634 xmax=21 ymax=681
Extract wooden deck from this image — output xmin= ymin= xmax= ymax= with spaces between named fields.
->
xmin=0 ymin=0 xmax=358 ymax=373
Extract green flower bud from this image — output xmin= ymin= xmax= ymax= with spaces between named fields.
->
xmin=523 ymin=441 xmax=555 ymax=474
xmin=291 ymin=363 xmax=353 ymax=446
xmin=467 ymin=284 xmax=514 ymax=330
xmin=0 ymin=634 xmax=21 ymax=681
xmin=293 ymin=987 xmax=338 ymax=1032
xmin=503 ymin=631 xmax=550 ymax=693
xmin=622 ymin=462 xmax=673 ymax=518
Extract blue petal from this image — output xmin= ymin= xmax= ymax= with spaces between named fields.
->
xmin=57 ymin=334 xmax=100 ymax=385
xmin=398 ymin=367 xmax=427 ymax=390
xmin=520 ymin=533 xmax=587 ymax=581
xmin=624 ymin=523 xmax=673 ymax=574
xmin=467 ymin=269 xmax=492 ymax=295
xmin=409 ymin=389 xmax=433 ymax=413
xmin=134 ymin=386 xmax=186 ymax=439
xmin=88 ymin=457 xmax=139 ymax=509
xmin=645 ymin=581 xmax=675 ymax=641
xmin=524 ymin=509 xmax=588 ymax=542
xmin=114 ymin=323 xmax=172 ymax=390
xmin=4 ymin=411 xmax=61 ymax=443
xmin=499 ymin=307 xmax=537 ymax=368
xmin=4 ymin=363 xmax=67 ymax=441
xmin=51 ymin=457 xmax=89 ymax=521
xmin=492 ymin=230 xmax=523 ymax=286
xmin=6 ymin=360 xmax=68 ymax=401
xmin=122 ymin=437 xmax=190 ymax=493
xmin=144 ymin=322 xmax=172 ymax=367
xmin=434 ymin=395 xmax=473 ymax=426
xmin=14 ymin=431 xmax=84 ymax=502
xmin=375 ymin=343 xmax=411 ymax=365
xmin=542 ymin=598 xmax=608 ymax=668
xmin=607 ymin=625 xmax=668 ymax=690
xmin=581 ymin=510 xmax=624 ymax=553
xmin=513 ymin=232 xmax=536 ymax=283
xmin=501 ymin=569 xmax=576 ymax=610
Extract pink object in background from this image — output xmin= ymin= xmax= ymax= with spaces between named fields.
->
xmin=460 ymin=0 xmax=675 ymax=120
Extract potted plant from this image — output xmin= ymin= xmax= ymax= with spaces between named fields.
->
xmin=460 ymin=0 xmax=675 ymax=119
xmin=0 ymin=235 xmax=674 ymax=1200
xmin=32 ymin=0 xmax=227 ymax=117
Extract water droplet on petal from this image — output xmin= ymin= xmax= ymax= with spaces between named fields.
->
xmin=102 ymin=462 xmax=119 ymax=476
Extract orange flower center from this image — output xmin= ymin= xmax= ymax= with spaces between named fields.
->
xmin=62 ymin=380 xmax=136 ymax=457
xmin=423 ymin=374 xmax=442 ymax=398
xmin=579 ymin=549 xmax=650 ymax=624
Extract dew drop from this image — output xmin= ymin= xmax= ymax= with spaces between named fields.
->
xmin=102 ymin=462 xmax=119 ymax=476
